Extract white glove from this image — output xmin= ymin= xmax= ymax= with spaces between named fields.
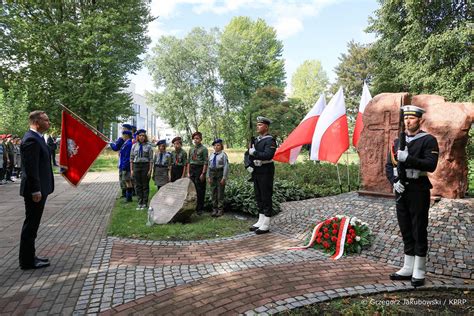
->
xmin=393 ymin=181 xmax=405 ymax=194
xmin=397 ymin=148 xmax=409 ymax=162
xmin=246 ymin=166 xmax=254 ymax=173
xmin=249 ymin=147 xmax=256 ymax=156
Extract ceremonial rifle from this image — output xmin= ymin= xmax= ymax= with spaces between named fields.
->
xmin=396 ymin=97 xmax=407 ymax=201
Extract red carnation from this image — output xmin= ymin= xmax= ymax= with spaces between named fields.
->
xmin=323 ymin=227 xmax=329 ymax=233
xmin=323 ymin=242 xmax=330 ymax=248
xmin=332 ymin=223 xmax=338 ymax=229
xmin=332 ymin=229 xmax=338 ymax=235
xmin=332 ymin=217 xmax=338 ymax=221
xmin=331 ymin=236 xmax=337 ymax=242
xmin=317 ymin=232 xmax=323 ymax=238
xmin=324 ymin=233 xmax=330 ymax=239
xmin=324 ymin=220 xmax=331 ymax=225
xmin=347 ymin=238 xmax=353 ymax=244
xmin=349 ymin=229 xmax=355 ymax=235
xmin=348 ymin=225 xmax=352 ymax=230
xmin=316 ymin=238 xmax=322 ymax=244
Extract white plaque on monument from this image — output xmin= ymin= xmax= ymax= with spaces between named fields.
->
xmin=149 ymin=178 xmax=197 ymax=224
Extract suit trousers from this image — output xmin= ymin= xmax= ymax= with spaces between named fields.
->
xmin=19 ymin=195 xmax=47 ymax=266
xmin=253 ymin=163 xmax=274 ymax=217
xmin=396 ymin=189 xmax=430 ymax=257
xmin=170 ymin=165 xmax=184 ymax=182
xmin=189 ymin=164 xmax=206 ymax=212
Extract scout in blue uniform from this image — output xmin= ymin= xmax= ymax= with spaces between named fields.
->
xmin=153 ymin=139 xmax=171 ymax=190
xmin=130 ymin=129 xmax=154 ymax=210
xmin=207 ymin=139 xmax=229 ymax=217
xmin=247 ymin=116 xmax=277 ymax=234
xmin=110 ymin=124 xmax=132 ymax=197
xmin=385 ymin=105 xmax=439 ymax=287
xmin=187 ymin=131 xmax=208 ymax=215
xmin=170 ymin=137 xmax=187 ymax=182
xmin=113 ymin=130 xmax=133 ymax=201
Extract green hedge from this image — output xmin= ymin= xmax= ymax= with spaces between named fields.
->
xmin=205 ymin=161 xmax=360 ymax=216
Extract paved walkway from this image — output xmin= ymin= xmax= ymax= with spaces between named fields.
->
xmin=0 ymin=172 xmax=472 ymax=315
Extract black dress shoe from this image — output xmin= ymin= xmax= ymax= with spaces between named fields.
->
xmin=255 ymin=228 xmax=270 ymax=235
xmin=249 ymin=226 xmax=259 ymax=232
xmin=411 ymin=277 xmax=425 ymax=287
xmin=389 ymin=273 xmax=412 ymax=281
xmin=35 ymin=256 xmax=49 ymax=263
xmin=20 ymin=260 xmax=50 ymax=270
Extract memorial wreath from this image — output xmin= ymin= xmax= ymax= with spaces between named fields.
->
xmin=291 ymin=215 xmax=373 ymax=260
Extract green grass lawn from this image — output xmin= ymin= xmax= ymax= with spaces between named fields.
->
xmin=107 ymin=179 xmax=253 ymax=240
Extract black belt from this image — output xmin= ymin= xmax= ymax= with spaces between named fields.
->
xmin=155 ymin=165 xmax=168 ymax=168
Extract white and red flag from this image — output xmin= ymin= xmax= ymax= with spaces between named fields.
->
xmin=273 ymin=94 xmax=326 ymax=164
xmin=310 ymin=87 xmax=349 ymax=163
xmin=59 ymin=110 xmax=107 ymax=186
xmin=352 ymin=82 xmax=372 ymax=147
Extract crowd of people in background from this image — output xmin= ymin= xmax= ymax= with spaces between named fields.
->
xmin=0 ymin=133 xmax=58 ymax=185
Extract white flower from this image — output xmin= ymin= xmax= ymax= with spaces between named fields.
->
xmin=350 ymin=217 xmax=358 ymax=225
xmin=336 ymin=214 xmax=343 ymax=219
xmin=355 ymin=236 xmax=361 ymax=241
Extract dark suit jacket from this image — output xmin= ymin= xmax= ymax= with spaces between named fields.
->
xmin=20 ymin=130 xmax=54 ymax=197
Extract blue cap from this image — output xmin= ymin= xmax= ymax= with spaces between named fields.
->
xmin=137 ymin=129 xmax=146 ymax=135
xmin=122 ymin=130 xmax=132 ymax=136
xmin=122 ymin=123 xmax=132 ymax=130
xmin=130 ymin=125 xmax=137 ymax=130
xmin=157 ymin=139 xmax=166 ymax=145
xmin=212 ymin=138 xmax=223 ymax=146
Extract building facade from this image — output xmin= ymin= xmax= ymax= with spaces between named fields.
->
xmin=110 ymin=84 xmax=178 ymax=144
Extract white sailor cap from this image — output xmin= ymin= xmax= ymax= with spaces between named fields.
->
xmin=402 ymin=105 xmax=425 ymax=118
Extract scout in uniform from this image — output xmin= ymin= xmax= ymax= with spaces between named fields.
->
xmin=187 ymin=131 xmax=208 ymax=215
xmin=110 ymin=123 xmax=133 ymax=198
xmin=170 ymin=136 xmax=187 ymax=182
xmin=130 ymin=129 xmax=154 ymax=210
xmin=385 ymin=105 xmax=439 ymax=287
xmin=153 ymin=139 xmax=171 ymax=190
xmin=207 ymin=139 xmax=229 ymax=217
xmin=247 ymin=116 xmax=277 ymax=234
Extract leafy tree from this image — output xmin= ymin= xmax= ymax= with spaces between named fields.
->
xmin=331 ymin=41 xmax=373 ymax=116
xmin=0 ymin=1 xmax=152 ymax=131
xmin=147 ymin=27 xmax=221 ymax=142
xmin=219 ymin=16 xmax=286 ymax=145
xmin=367 ymin=0 xmax=472 ymax=102
xmin=249 ymin=86 xmax=304 ymax=143
xmin=0 ymin=85 xmax=29 ymax=136
xmin=290 ymin=60 xmax=329 ymax=110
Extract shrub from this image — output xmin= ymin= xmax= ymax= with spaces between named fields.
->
xmin=205 ymin=161 xmax=360 ymax=216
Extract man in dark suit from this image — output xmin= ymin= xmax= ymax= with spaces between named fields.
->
xmin=19 ymin=110 xmax=55 ymax=270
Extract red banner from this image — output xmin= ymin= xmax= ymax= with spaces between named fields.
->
xmin=59 ymin=111 xmax=107 ymax=186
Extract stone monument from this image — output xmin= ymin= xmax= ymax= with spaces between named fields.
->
xmin=358 ymin=93 xmax=473 ymax=198
xmin=149 ymin=178 xmax=197 ymax=224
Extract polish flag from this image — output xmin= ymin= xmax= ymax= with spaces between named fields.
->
xmin=352 ymin=82 xmax=372 ymax=147
xmin=273 ymin=95 xmax=326 ymax=164
xmin=310 ymin=87 xmax=349 ymax=163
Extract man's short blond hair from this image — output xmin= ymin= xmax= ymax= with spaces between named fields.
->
xmin=29 ymin=110 xmax=46 ymax=124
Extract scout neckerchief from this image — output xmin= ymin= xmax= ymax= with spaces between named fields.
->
xmin=192 ymin=144 xmax=200 ymax=160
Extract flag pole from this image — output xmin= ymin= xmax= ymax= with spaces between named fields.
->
xmin=336 ymin=163 xmax=343 ymax=194
xmin=60 ymin=104 xmax=111 ymax=142
xmin=345 ymin=151 xmax=351 ymax=191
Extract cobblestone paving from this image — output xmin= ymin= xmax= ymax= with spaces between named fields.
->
xmin=1 ymin=172 xmax=472 ymax=315
xmin=0 ymin=172 xmax=119 ymax=316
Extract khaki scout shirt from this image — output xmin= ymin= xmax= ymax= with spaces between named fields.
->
xmin=171 ymin=149 xmax=188 ymax=166
xmin=188 ymin=144 xmax=208 ymax=165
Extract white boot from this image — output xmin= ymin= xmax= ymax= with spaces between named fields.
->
xmin=412 ymin=256 xmax=426 ymax=287
xmin=256 ymin=216 xmax=271 ymax=234
xmin=250 ymin=214 xmax=265 ymax=231
xmin=390 ymin=255 xmax=414 ymax=280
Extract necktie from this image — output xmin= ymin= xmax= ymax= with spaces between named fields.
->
xmin=139 ymin=143 xmax=143 ymax=157
xmin=175 ymin=151 xmax=179 ymax=164
xmin=160 ymin=152 xmax=163 ymax=165
xmin=212 ymin=152 xmax=219 ymax=168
